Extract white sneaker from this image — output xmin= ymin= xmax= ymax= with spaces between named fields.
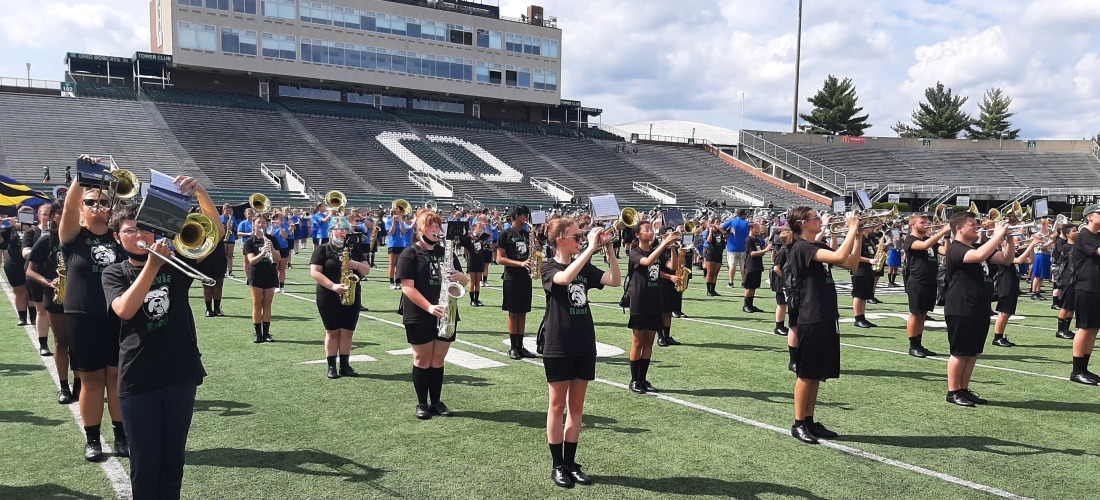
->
xmin=275 ymin=288 xmax=283 ymax=293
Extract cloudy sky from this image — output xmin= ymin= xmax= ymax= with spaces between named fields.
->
xmin=2 ymin=0 xmax=1098 ymax=139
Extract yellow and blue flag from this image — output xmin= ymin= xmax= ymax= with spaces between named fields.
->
xmin=0 ymin=175 xmax=50 ymax=207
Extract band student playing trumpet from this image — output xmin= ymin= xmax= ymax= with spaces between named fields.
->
xmin=626 ymin=220 xmax=679 ymax=394
xmin=903 ymin=212 xmax=951 ymax=358
xmin=387 ymin=200 xmax=412 ymax=290
xmin=221 ymin=204 xmax=237 ymax=277
xmin=101 ymin=175 xmax=222 ymax=499
xmin=497 ymin=205 xmax=537 ymax=360
xmin=245 ymin=213 xmax=280 ymax=343
xmin=310 ymin=214 xmax=370 ymax=379
xmin=397 ymin=209 xmax=469 ymax=419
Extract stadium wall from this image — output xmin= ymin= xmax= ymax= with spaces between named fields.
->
xmin=749 ymin=130 xmax=1095 ymax=153
xmin=707 ymin=146 xmax=831 ymax=205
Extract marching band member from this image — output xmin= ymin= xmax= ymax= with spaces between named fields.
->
xmin=943 ymin=211 xmax=1012 ymax=406
xmin=101 ymin=176 xmax=221 ymax=499
xmin=1029 ymin=233 xmax=1054 ymax=300
xmin=497 ymin=205 xmax=537 ymax=359
xmin=236 ymin=208 xmax=255 ymax=278
xmin=1069 ymin=205 xmax=1100 ymax=385
xmin=59 ymin=170 xmax=125 ymax=461
xmin=991 ymin=235 xmax=1038 ymax=348
xmin=284 ymin=207 xmax=298 ymax=260
xmin=902 ymin=214 xmax=950 ymax=357
xmin=850 ymin=226 xmax=878 ymax=328
xmin=786 ymin=208 xmax=861 ymax=444
xmin=244 ymin=214 xmax=279 ymax=343
xmin=701 ymin=218 xmax=725 ymax=296
xmin=540 ymin=216 xmax=620 ymax=488
xmin=220 ymin=204 xmax=236 ymax=277
xmin=626 ymin=220 xmax=679 ymax=393
xmin=459 ymin=221 xmax=486 ymax=307
xmin=201 ymin=220 xmax=228 ymax=318
xmin=22 ymin=203 xmax=52 ymax=353
xmin=269 ymin=210 xmax=290 ymax=292
xmin=741 ymin=223 xmax=772 ymax=314
xmin=722 ymin=209 xmax=749 ymax=289
xmin=771 ymin=230 xmax=795 ymax=371
xmin=0 ymin=206 xmax=33 ymax=326
xmin=310 ymin=202 xmax=333 ymax=247
xmin=657 ymin=227 xmax=683 ymax=347
xmin=26 ymin=201 xmax=79 ymax=403
xmin=1054 ymin=224 xmax=1078 ymax=339
xmin=387 ymin=205 xmax=411 ymax=290
xmin=397 ymin=209 xmax=468 ymax=419
xmin=310 ymin=217 xmax=370 ymax=379
xmin=885 ymin=225 xmax=903 ymax=287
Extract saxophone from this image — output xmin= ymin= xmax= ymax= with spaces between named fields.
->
xmin=338 ymin=241 xmax=359 ymax=306
xmin=871 ymin=234 xmax=890 ymax=272
xmin=672 ymin=242 xmax=692 ymax=293
xmin=53 ymin=253 xmax=67 ymax=305
xmin=529 ymin=227 xmax=542 ymax=280
xmin=437 ymin=237 xmax=465 ymax=340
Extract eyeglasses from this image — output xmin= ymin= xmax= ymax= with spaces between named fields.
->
xmin=119 ymin=228 xmax=153 ymax=236
xmin=83 ymin=199 xmax=111 ymax=209
xmin=806 ymin=216 xmax=821 ymax=221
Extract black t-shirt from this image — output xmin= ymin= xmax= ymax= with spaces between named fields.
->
xmin=61 ymin=227 xmax=120 ymax=316
xmin=310 ymin=242 xmax=367 ymax=304
xmin=771 ymin=244 xmax=790 ymax=292
xmin=1 ymin=226 xmax=26 ymax=266
xmin=903 ymin=235 xmax=939 ymax=284
xmin=1053 ymin=238 xmax=1069 ymax=265
xmin=21 ymin=226 xmax=42 ymax=261
xmin=710 ymin=230 xmax=726 ymax=250
xmin=244 ymin=234 xmax=279 ymax=278
xmin=787 ymin=239 xmax=838 ymax=323
xmin=745 ymin=237 xmax=764 ymax=273
xmin=498 ymin=227 xmax=531 ymax=281
xmin=944 ymin=241 xmax=995 ymax=316
xmin=992 ymin=260 xmax=1020 ymax=298
xmin=28 ymin=234 xmax=61 ymax=281
xmin=851 ymin=237 xmax=875 ymax=277
xmin=658 ymin=246 xmax=674 ymax=283
xmin=397 ymin=244 xmax=463 ymax=324
xmin=627 ymin=246 xmax=662 ymax=314
xmin=102 ymin=262 xmax=206 ymax=397
xmin=540 ymin=258 xmax=605 ymax=358
xmin=1072 ymin=228 xmax=1100 ymax=292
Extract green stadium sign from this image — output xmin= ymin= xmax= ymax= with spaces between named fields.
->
xmin=135 ymin=52 xmax=173 ymax=63
xmin=66 ymin=52 xmax=130 ymax=64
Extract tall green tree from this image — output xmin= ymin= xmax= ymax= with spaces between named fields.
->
xmin=893 ymin=81 xmax=971 ymax=139
xmin=967 ymin=88 xmax=1020 ymax=139
xmin=798 ymin=75 xmax=872 ymax=136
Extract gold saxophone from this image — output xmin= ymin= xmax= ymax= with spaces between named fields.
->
xmin=871 ymin=234 xmax=890 ymax=272
xmin=529 ymin=227 xmax=542 ymax=280
xmin=339 ymin=242 xmax=359 ymax=306
xmin=53 ymin=254 xmax=66 ymax=305
xmin=672 ymin=241 xmax=691 ymax=293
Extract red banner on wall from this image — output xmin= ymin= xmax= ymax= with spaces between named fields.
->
xmin=841 ymin=136 xmax=866 ymax=144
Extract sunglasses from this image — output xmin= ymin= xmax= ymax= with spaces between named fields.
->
xmin=565 ymin=234 xmax=585 ymax=242
xmin=83 ymin=199 xmax=111 ymax=208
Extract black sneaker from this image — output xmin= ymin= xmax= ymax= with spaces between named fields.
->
xmin=519 ymin=348 xmax=539 ymax=359
xmin=1070 ymin=372 xmax=1100 ymax=386
xmin=808 ymin=422 xmax=838 ymax=439
xmin=205 ymin=310 xmax=215 ymax=317
xmin=742 ymin=306 xmax=755 ymax=314
xmin=1051 ymin=303 xmax=1061 ymax=310
xmin=671 ymin=312 xmax=683 ymax=318
xmin=726 ymin=282 xmax=734 ymax=289
xmin=908 ymin=347 xmax=927 ymax=358
xmin=628 ymin=381 xmax=646 ymax=394
xmin=339 ymin=366 xmax=358 ymax=377
xmin=960 ymin=389 xmax=987 ymax=405
xmin=641 ymin=380 xmax=659 ymax=393
xmin=991 ymin=337 xmax=1015 ymax=347
xmin=215 ymin=309 xmax=225 ymax=317
xmin=113 ymin=436 xmax=130 ymax=458
xmin=656 ymin=336 xmax=669 ymax=347
xmin=429 ymin=401 xmax=453 ymax=417
xmin=567 ymin=464 xmax=592 ymax=485
xmin=867 ymin=298 xmax=882 ymax=304
xmin=779 ymin=325 xmax=790 ymax=335
xmin=262 ymin=333 xmax=274 ymax=343
xmin=788 ymin=362 xmax=798 ymax=373
xmin=84 ymin=441 xmax=104 ymax=462
xmin=666 ymin=336 xmax=681 ymax=345
xmin=507 ymin=348 xmax=522 ymax=360
xmin=38 ymin=347 xmax=52 ymax=356
xmin=790 ymin=424 xmax=818 ymax=444
xmin=1056 ymin=330 xmax=1075 ymax=340
xmin=854 ymin=319 xmax=877 ymax=328
xmin=57 ymin=388 xmax=74 ymax=405
xmin=676 ymin=312 xmax=689 ymax=318
xmin=773 ymin=327 xmax=788 ymax=336
xmin=551 ymin=465 xmax=575 ymax=488
xmin=946 ymin=392 xmax=976 ymax=407
xmin=327 ymin=366 xmax=340 ymax=379
xmin=415 ymin=404 xmax=433 ymax=420
xmin=253 ymin=333 xmax=264 ymax=344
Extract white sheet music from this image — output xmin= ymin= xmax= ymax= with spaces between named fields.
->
xmin=530 ymin=210 xmax=547 ymax=225
xmin=589 ymin=194 xmax=620 ymax=220
xmin=149 ymin=169 xmax=179 ymax=194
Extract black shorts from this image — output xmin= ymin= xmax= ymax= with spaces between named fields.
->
xmin=628 ymin=313 xmax=664 ymax=331
xmin=467 ymin=253 xmax=484 ymax=271
xmin=42 ymin=288 xmax=64 ymax=314
xmin=314 ymin=237 xmax=330 ymax=246
xmin=69 ymin=312 xmax=120 ymax=372
xmin=405 ymin=321 xmax=454 ymax=346
xmin=788 ymin=308 xmax=799 ymax=328
xmin=995 ymin=294 xmax=1019 ymax=315
xmin=27 ymin=281 xmax=43 ymax=302
xmin=278 ymin=247 xmax=291 ymax=259
xmin=851 ymin=275 xmax=874 ymax=299
xmin=1061 ymin=287 xmax=1076 ymax=312
xmin=704 ymin=248 xmax=723 ymax=264
xmin=543 ymin=356 xmax=596 ymax=383
xmin=794 ymin=320 xmax=840 ymax=381
xmin=659 ymin=281 xmax=681 ymax=313
xmin=3 ymin=262 xmax=26 ymax=287
xmin=501 ymin=278 xmax=533 ymax=314
xmin=906 ymin=281 xmax=936 ymax=314
xmin=317 ymin=293 xmax=361 ymax=331
xmin=241 ymin=241 xmax=252 ymax=256
xmin=388 ymin=246 xmax=406 ymax=255
xmin=741 ymin=271 xmax=762 ymax=290
xmin=946 ymin=314 xmax=990 ymax=357
xmin=248 ymin=269 xmax=279 ymax=289
xmin=1074 ymin=290 xmax=1100 ymax=329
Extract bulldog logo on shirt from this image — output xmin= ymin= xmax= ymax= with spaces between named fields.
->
xmin=927 ymin=247 xmax=935 ymax=258
xmin=91 ymin=244 xmax=115 ymax=267
xmin=568 ymin=283 xmax=587 ymax=308
xmin=515 ymin=240 xmax=528 ymax=256
xmin=647 ymin=264 xmax=659 ymax=282
xmin=473 ymin=241 xmax=482 ymax=252
xmin=144 ymin=285 xmax=170 ymax=321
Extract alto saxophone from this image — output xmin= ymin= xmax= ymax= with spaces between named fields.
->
xmin=53 ymin=254 xmax=67 ymax=305
xmin=672 ymin=241 xmax=691 ymax=293
xmin=339 ymin=242 xmax=359 ymax=306
xmin=529 ymin=228 xmax=542 ymax=279
xmin=437 ymin=237 xmax=465 ymax=340
xmin=871 ymin=235 xmax=890 ymax=272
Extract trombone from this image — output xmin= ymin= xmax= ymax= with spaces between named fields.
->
xmin=136 ymin=213 xmax=220 ymax=286
xmin=823 ymin=207 xmax=898 ymax=232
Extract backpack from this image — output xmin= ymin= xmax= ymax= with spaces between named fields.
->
xmin=618 ymin=273 xmax=631 ymax=311
xmin=781 ymin=244 xmax=801 ymax=311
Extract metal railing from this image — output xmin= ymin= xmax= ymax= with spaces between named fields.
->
xmin=0 ymin=77 xmax=64 ymax=90
xmin=739 ymin=131 xmax=847 ymax=193
xmin=720 ymin=185 xmax=763 ymax=207
xmin=259 ymin=163 xmax=282 ymax=187
xmin=1093 ymin=139 xmax=1099 ymax=162
xmin=632 ymin=181 xmax=677 ymax=204
xmin=408 ymin=171 xmax=433 ymax=194
xmin=529 ymin=176 xmax=573 ymax=201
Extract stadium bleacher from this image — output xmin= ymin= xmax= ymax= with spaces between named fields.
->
xmin=145 ymin=87 xmax=280 ymax=112
xmin=276 ymin=97 xmax=396 ymax=122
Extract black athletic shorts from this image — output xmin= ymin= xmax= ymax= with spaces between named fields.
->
xmin=703 ymin=248 xmax=723 ymax=264
xmin=1061 ymin=287 xmax=1076 ymax=312
xmin=69 ymin=312 xmax=120 ymax=372
xmin=788 ymin=308 xmax=799 ymax=328
xmin=774 ymin=289 xmax=787 ymax=306
xmin=794 ymin=320 xmax=840 ymax=381
xmin=278 ymin=247 xmax=291 ymax=259
xmin=26 ymin=281 xmax=43 ymax=302
xmin=628 ymin=313 xmax=664 ymax=331
xmin=659 ymin=281 xmax=681 ymax=313
xmin=42 ymin=288 xmax=63 ymax=314
xmin=248 ymin=268 xmax=279 ymax=289
xmin=995 ymin=294 xmax=1019 ymax=316
xmin=3 ymin=262 xmax=26 ymax=287
xmin=906 ymin=281 xmax=936 ymax=314
xmin=501 ymin=278 xmax=533 ymax=314
xmin=388 ymin=246 xmax=406 ymax=255
xmin=946 ymin=314 xmax=990 ymax=357
xmin=404 ymin=321 xmax=454 ymax=345
xmin=741 ymin=271 xmax=762 ymax=290
xmin=1074 ymin=290 xmax=1100 ymax=329
xmin=317 ymin=293 xmax=360 ymax=331
xmin=543 ymin=355 xmax=596 ymax=383
xmin=851 ymin=275 xmax=874 ymax=300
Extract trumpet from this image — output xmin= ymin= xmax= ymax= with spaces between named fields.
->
xmin=823 ymin=207 xmax=898 ymax=232
xmin=250 ymin=193 xmax=270 ymax=213
xmin=107 ymin=169 xmax=140 ymax=208
xmin=136 ymin=213 xmax=219 ymax=286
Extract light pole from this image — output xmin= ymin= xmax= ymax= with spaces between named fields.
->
xmin=791 ymin=0 xmax=803 ymax=134
xmin=649 ymin=123 xmax=653 ymax=140
xmin=740 ymin=91 xmax=745 ymax=134
xmin=25 ymin=62 xmax=31 ymax=85
xmin=998 ymin=131 xmax=1008 ymax=150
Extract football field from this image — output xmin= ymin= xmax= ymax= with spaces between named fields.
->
xmin=1 ymin=254 xmax=1097 ymax=499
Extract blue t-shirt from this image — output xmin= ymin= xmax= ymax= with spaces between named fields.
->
xmin=220 ymin=215 xmax=237 ymax=243
xmin=360 ymin=218 xmax=374 ymax=243
xmin=236 ymin=220 xmax=253 ymax=244
xmin=723 ymin=218 xmax=750 ymax=252
xmin=386 ymin=216 xmax=412 ymax=248
xmin=310 ymin=213 xmax=331 ymax=239
xmin=269 ymin=222 xmax=288 ymax=249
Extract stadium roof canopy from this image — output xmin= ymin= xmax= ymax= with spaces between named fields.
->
xmin=615 ymin=120 xmax=740 ymax=146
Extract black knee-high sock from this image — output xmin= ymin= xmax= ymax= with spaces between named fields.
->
xmin=205 ymin=300 xmax=213 ymax=312
xmin=509 ymin=334 xmax=523 ymax=351
xmin=412 ymin=366 xmax=430 ymax=405
xmin=339 ymin=354 xmax=351 ymax=370
xmin=629 ymin=359 xmax=640 ymax=381
xmin=640 ymin=358 xmax=651 ymax=382
xmin=747 ymin=296 xmax=755 ymax=308
xmin=253 ymin=323 xmax=262 ymax=337
xmin=214 ymin=299 xmax=222 ymax=311
xmin=17 ymin=310 xmax=26 ymax=323
xmin=563 ymin=441 xmax=578 ymax=466
xmin=1058 ymin=318 xmax=1070 ymax=331
xmin=28 ymin=307 xmax=37 ymax=325
xmin=429 ymin=366 xmax=444 ymax=404
xmin=909 ymin=335 xmax=922 ymax=349
xmin=71 ymin=378 xmax=81 ymax=397
xmin=84 ymin=424 xmax=101 ymax=443
xmin=112 ymin=421 xmax=126 ymax=441
xmin=789 ymin=346 xmax=797 ymax=365
xmin=326 ymin=356 xmax=336 ymax=369
xmin=1072 ymin=354 xmax=1091 ymax=374
xmin=549 ymin=442 xmax=564 ymax=467
xmin=262 ymin=322 xmax=270 ymax=335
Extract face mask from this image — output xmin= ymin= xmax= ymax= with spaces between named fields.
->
xmin=421 ymin=233 xmax=439 ymax=245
